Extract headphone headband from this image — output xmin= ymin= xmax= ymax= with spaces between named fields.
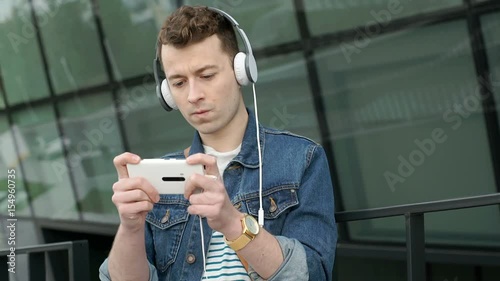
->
xmin=207 ymin=7 xmax=253 ymax=56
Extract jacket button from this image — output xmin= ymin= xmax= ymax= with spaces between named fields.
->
xmin=269 ymin=197 xmax=278 ymax=213
xmin=234 ymin=202 xmax=242 ymax=210
xmin=186 ymin=254 xmax=196 ymax=264
xmin=161 ymin=209 xmax=170 ymax=224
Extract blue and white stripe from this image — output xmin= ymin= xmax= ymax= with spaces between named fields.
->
xmin=201 ymin=232 xmax=250 ymax=281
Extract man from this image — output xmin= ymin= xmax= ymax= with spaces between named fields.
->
xmin=100 ymin=5 xmax=337 ymax=281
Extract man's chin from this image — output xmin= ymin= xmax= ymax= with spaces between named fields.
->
xmin=191 ymin=122 xmax=218 ymax=135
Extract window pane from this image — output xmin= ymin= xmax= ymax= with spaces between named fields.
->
xmin=243 ymin=52 xmax=321 ymax=142
xmin=97 ymin=0 xmax=177 ymax=80
xmin=58 ymin=93 xmax=124 ymax=223
xmin=304 ymin=0 xmax=462 ymax=35
xmin=0 ymin=114 xmax=32 ymax=217
xmin=0 ymin=0 xmax=50 ymax=105
xmin=120 ymin=83 xmax=193 ymax=158
xmin=483 ymin=266 xmax=500 ymax=281
xmin=481 ymin=12 xmax=500 ymax=126
xmin=12 ymin=104 xmax=79 ymax=219
xmin=33 ymin=0 xmax=108 ymax=94
xmin=431 ymin=263 xmax=475 ymax=281
xmin=335 ymin=256 xmax=405 ymax=281
xmin=316 ymin=20 xmax=500 ymax=246
xmin=0 ymin=85 xmax=5 ymax=109
xmin=184 ymin=0 xmax=300 ymax=49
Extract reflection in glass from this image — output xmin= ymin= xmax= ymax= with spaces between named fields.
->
xmin=243 ymin=52 xmax=320 ymax=142
xmin=12 ymin=104 xmax=79 ymax=219
xmin=34 ymin=0 xmax=108 ymax=94
xmin=315 ymin=20 xmax=500 ymax=246
xmin=0 ymin=0 xmax=50 ymax=105
xmin=0 ymin=114 xmax=32 ymax=217
xmin=304 ymin=0 xmax=462 ymax=35
xmin=184 ymin=0 xmax=300 ymax=49
xmin=481 ymin=12 xmax=500 ymax=126
xmin=59 ymin=93 xmax=124 ymax=222
xmin=120 ymin=83 xmax=193 ymax=158
xmin=98 ymin=0 xmax=177 ymax=80
xmin=0 ymin=86 xmax=5 ymax=109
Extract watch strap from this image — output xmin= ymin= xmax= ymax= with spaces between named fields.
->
xmin=224 ymin=232 xmax=253 ymax=252
xmin=224 ymin=214 xmax=259 ymax=252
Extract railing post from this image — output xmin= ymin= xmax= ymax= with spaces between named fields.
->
xmin=69 ymin=240 xmax=90 ymax=281
xmin=29 ymin=252 xmax=46 ymax=281
xmin=406 ymin=213 xmax=426 ymax=281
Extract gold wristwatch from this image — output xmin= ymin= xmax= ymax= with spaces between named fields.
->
xmin=224 ymin=214 xmax=260 ymax=252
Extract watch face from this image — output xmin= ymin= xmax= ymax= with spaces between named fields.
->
xmin=245 ymin=215 xmax=259 ymax=234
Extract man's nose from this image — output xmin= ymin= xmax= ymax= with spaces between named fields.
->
xmin=187 ymin=81 xmax=204 ymax=104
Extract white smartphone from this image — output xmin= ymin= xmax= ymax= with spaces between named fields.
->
xmin=126 ymin=159 xmax=204 ymax=194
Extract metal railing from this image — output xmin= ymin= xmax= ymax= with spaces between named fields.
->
xmin=334 ymin=193 xmax=500 ymax=281
xmin=0 ymin=194 xmax=499 ymax=281
xmin=0 ymin=240 xmax=89 ymax=281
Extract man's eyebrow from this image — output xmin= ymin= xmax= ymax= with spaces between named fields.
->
xmin=167 ymin=65 xmax=219 ymax=81
xmin=195 ymin=65 xmax=218 ymax=74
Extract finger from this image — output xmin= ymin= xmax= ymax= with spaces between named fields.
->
xmin=188 ymin=190 xmax=222 ymax=206
xmin=112 ymin=189 xmax=152 ymax=205
xmin=118 ymin=201 xmax=154 ymax=217
xmin=113 ymin=177 xmax=160 ymax=203
xmin=184 ymin=173 xmax=220 ymax=199
xmin=187 ymin=204 xmax=215 ymax=217
xmin=186 ymin=153 xmax=220 ymax=179
xmin=113 ymin=152 xmax=141 ymax=179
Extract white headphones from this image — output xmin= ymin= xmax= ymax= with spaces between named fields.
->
xmin=153 ymin=7 xmax=258 ymax=111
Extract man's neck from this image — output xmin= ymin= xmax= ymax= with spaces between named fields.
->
xmin=200 ymin=104 xmax=248 ymax=152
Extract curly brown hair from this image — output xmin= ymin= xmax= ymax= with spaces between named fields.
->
xmin=157 ymin=6 xmax=239 ymax=64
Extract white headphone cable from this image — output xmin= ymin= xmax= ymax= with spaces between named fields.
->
xmin=252 ymin=83 xmax=264 ymax=227
xmin=199 ymin=215 xmax=208 ymax=279
xmin=199 ymin=83 xmax=262 ymax=280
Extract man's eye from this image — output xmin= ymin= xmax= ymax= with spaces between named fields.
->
xmin=202 ymin=74 xmax=214 ymax=80
xmin=173 ymin=81 xmax=184 ymax=87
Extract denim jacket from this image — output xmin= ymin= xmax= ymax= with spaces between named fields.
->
xmin=100 ymin=109 xmax=337 ymax=280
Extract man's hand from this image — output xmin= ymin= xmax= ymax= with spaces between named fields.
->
xmin=184 ymin=153 xmax=243 ymax=238
xmin=112 ymin=152 xmax=160 ymax=232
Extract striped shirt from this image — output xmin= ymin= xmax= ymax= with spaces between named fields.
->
xmin=201 ymin=232 xmax=250 ymax=280
xmin=201 ymin=144 xmax=249 ymax=280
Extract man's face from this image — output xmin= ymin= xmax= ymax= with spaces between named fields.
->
xmin=161 ymin=35 xmax=243 ymax=135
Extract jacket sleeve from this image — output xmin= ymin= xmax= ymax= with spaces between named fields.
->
xmin=249 ymin=144 xmax=338 ymax=280
xmin=98 ymin=258 xmax=159 ymax=281
xmin=98 ymin=223 xmax=160 ymax=281
xmin=247 ymin=236 xmax=308 ymax=280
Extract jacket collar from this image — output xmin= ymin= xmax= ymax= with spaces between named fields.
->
xmin=188 ymin=108 xmax=264 ymax=168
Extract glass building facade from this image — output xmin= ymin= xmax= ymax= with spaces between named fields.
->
xmin=0 ymin=0 xmax=499 ymax=280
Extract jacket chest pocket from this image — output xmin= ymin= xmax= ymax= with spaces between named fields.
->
xmin=243 ymin=186 xmax=299 ymax=234
xmin=146 ymin=199 xmax=189 ymax=272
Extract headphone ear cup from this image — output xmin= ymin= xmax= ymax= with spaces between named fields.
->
xmin=161 ymin=79 xmax=178 ymax=110
xmin=234 ymin=52 xmax=249 ymax=86
xmin=246 ymin=54 xmax=258 ymax=83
